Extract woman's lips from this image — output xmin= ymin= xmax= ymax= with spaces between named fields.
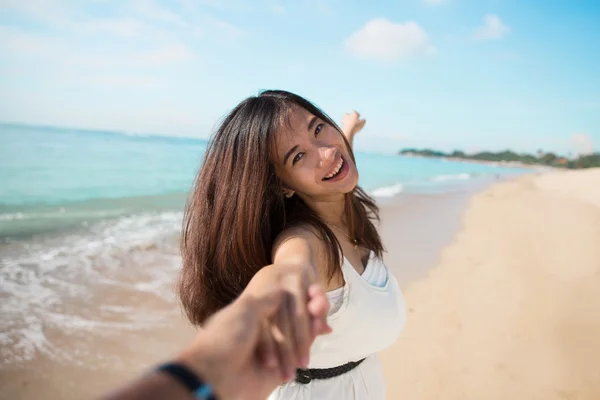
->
xmin=323 ymin=155 xmax=349 ymax=182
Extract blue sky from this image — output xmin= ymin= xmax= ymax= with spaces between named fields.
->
xmin=0 ymin=0 xmax=598 ymax=155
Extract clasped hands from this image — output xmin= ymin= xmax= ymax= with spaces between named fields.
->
xmin=175 ymin=263 xmax=331 ymax=400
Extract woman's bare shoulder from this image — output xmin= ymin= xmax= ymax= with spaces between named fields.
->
xmin=272 ymin=225 xmax=330 ymax=283
xmin=272 ymin=224 xmax=323 ymax=259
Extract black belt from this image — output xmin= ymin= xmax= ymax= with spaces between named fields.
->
xmin=295 ymin=358 xmax=366 ymax=384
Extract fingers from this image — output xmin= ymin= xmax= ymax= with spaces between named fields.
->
xmin=230 ymin=284 xmax=282 ymax=352
xmin=288 ymin=276 xmax=311 ymax=369
xmin=271 ymin=293 xmax=298 ymax=381
xmin=245 ymin=268 xmax=329 ymax=383
xmin=341 ymin=111 xmax=366 ymax=138
xmin=307 ymin=284 xmax=330 ymax=317
xmin=345 ymin=110 xmax=361 ymax=119
xmin=256 ymin=321 xmax=279 ymax=370
xmin=251 ymin=284 xmax=283 ymax=320
xmin=307 ymin=284 xmax=333 ymax=337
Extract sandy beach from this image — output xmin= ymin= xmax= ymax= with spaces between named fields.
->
xmin=0 ymin=183 xmax=476 ymax=399
xmin=2 ymin=169 xmax=599 ymax=399
xmin=382 ymin=168 xmax=600 ymax=399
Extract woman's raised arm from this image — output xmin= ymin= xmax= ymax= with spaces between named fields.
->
xmin=340 ymin=110 xmax=366 ymax=149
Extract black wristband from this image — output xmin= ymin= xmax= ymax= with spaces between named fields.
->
xmin=155 ymin=362 xmax=217 ymax=400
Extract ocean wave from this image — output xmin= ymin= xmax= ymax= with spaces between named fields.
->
xmin=0 ymin=208 xmax=131 ymax=222
xmin=0 ymin=210 xmax=184 ymax=364
xmin=8 ymin=211 xmax=184 ymax=266
xmin=370 ymin=183 xmax=405 ymax=198
xmin=430 ymin=173 xmax=472 ymax=182
xmin=0 ymin=212 xmax=25 ymax=221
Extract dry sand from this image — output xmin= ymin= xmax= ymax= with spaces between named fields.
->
xmin=381 ymin=168 xmax=600 ymax=400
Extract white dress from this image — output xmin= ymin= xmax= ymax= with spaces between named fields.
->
xmin=268 ymin=251 xmax=406 ymax=399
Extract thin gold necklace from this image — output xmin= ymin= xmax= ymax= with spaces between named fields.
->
xmin=329 ymin=223 xmax=358 ymax=249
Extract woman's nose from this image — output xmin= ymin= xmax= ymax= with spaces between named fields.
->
xmin=319 ymin=146 xmax=337 ymax=166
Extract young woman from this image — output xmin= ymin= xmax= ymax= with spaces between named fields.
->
xmin=178 ymin=90 xmax=406 ymax=399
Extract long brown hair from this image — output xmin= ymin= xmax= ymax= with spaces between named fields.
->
xmin=178 ymin=90 xmax=383 ymax=326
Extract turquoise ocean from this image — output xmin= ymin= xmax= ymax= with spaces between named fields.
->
xmin=0 ymin=122 xmax=530 ymax=363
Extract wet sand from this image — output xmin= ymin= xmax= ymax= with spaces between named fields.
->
xmin=0 ymin=279 xmax=197 ymax=399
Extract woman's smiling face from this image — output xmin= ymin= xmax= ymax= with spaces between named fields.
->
xmin=272 ymin=106 xmax=359 ymax=200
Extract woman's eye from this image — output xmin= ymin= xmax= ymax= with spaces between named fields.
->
xmin=292 ymin=152 xmax=304 ymax=165
xmin=315 ymin=123 xmax=324 ymax=136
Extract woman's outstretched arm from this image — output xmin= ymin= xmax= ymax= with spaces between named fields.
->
xmin=248 ymin=227 xmax=334 ymax=383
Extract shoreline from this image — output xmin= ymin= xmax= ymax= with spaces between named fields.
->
xmin=379 ymin=186 xmax=482 ymax=286
xmin=378 ymin=172 xmax=524 ymax=285
xmin=399 ymin=153 xmax=554 ymax=171
xmin=381 ymin=168 xmax=600 ymax=399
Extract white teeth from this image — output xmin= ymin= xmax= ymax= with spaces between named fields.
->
xmin=325 ymin=158 xmax=344 ymax=179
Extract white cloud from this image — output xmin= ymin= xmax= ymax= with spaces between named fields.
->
xmin=345 ymin=18 xmax=436 ymax=63
xmin=571 ymin=133 xmax=595 ymax=156
xmin=474 ymin=14 xmax=510 ymax=40
xmin=0 ymin=0 xmax=251 ymax=78
xmin=0 ymin=0 xmax=244 ymax=41
xmin=0 ymin=24 xmax=194 ymax=93
xmin=0 ymin=24 xmax=193 ymax=67
xmin=0 ymin=0 xmax=254 ymax=134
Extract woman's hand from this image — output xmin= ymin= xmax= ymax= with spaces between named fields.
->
xmin=247 ymin=263 xmax=331 ymax=381
xmin=341 ymin=110 xmax=366 ymax=147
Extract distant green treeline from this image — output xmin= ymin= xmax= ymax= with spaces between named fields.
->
xmin=398 ymin=149 xmax=600 ymax=169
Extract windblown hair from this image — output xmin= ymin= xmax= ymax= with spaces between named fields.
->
xmin=178 ymin=90 xmax=383 ymax=326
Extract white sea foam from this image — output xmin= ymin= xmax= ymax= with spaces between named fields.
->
xmin=0 ymin=210 xmax=184 ymax=364
xmin=430 ymin=173 xmax=472 ymax=182
xmin=370 ymin=183 xmax=405 ymax=198
xmin=0 ymin=209 xmax=128 ymax=221
xmin=0 ymin=212 xmax=25 ymax=221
